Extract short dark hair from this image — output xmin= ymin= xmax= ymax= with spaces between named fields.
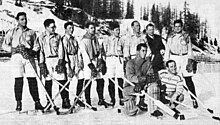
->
xmin=109 ymin=21 xmax=120 ymax=30
xmin=16 ymin=12 xmax=26 ymax=20
xmin=136 ymin=43 xmax=147 ymax=51
xmin=64 ymin=21 xmax=74 ymax=29
xmin=44 ymin=19 xmax=55 ymax=28
xmin=146 ymin=23 xmax=154 ymax=29
xmin=166 ymin=60 xmax=176 ymax=67
xmin=174 ymin=19 xmax=183 ymax=27
xmin=85 ymin=22 xmax=96 ymax=28
xmin=131 ymin=20 xmax=139 ymax=27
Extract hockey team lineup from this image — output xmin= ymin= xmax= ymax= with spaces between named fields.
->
xmin=0 ymin=10 xmax=220 ymax=123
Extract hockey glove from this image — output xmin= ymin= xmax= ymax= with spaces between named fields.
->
xmin=134 ymin=83 xmax=142 ymax=93
xmin=97 ymin=58 xmax=107 ymax=75
xmin=39 ymin=63 xmax=49 ymax=77
xmin=186 ymin=58 xmax=194 ymax=73
xmin=88 ymin=63 xmax=98 ymax=78
xmin=55 ymin=59 xmax=66 ymax=74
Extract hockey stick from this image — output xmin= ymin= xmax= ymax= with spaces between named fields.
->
xmin=28 ymin=60 xmax=60 ymax=114
xmin=44 ymin=79 xmax=71 ymax=111
xmin=107 ymin=77 xmax=124 ymax=92
xmin=124 ymin=77 xmax=183 ymax=120
xmin=58 ymin=78 xmax=93 ymax=115
xmin=54 ymin=78 xmax=97 ymax=111
xmin=165 ymin=96 xmax=220 ymax=121
xmin=183 ymin=85 xmax=215 ymax=114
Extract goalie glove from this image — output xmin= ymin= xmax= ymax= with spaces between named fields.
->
xmin=88 ymin=63 xmax=98 ymax=78
xmin=39 ymin=63 xmax=49 ymax=77
xmin=55 ymin=59 xmax=66 ymax=74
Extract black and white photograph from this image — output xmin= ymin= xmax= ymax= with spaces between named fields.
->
xmin=0 ymin=0 xmax=220 ymax=124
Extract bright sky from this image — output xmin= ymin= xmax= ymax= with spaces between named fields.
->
xmin=129 ymin=0 xmax=220 ymax=41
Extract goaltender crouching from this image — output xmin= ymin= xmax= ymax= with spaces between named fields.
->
xmin=123 ymin=43 xmax=161 ymax=116
xmin=159 ymin=60 xmax=184 ymax=112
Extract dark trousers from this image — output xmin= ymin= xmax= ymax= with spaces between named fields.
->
xmin=76 ymin=78 xmax=84 ymax=96
xmin=14 ymin=77 xmax=40 ymax=102
xmin=58 ymin=80 xmax=69 ymax=100
xmin=45 ymin=80 xmax=52 ymax=101
xmin=84 ymin=78 xmax=105 ymax=104
xmin=184 ymin=76 xmax=197 ymax=100
xmin=108 ymin=78 xmax=123 ymax=100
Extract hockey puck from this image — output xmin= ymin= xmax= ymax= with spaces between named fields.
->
xmin=118 ymin=109 xmax=121 ymax=113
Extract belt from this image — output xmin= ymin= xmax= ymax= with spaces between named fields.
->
xmin=170 ymin=52 xmax=187 ymax=56
xmin=47 ymin=55 xmax=58 ymax=58
xmin=106 ymin=55 xmax=123 ymax=57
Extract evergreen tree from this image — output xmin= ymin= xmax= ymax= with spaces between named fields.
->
xmin=143 ymin=7 xmax=148 ymax=20
xmin=109 ymin=0 xmax=123 ymax=19
xmin=125 ymin=0 xmax=134 ymax=19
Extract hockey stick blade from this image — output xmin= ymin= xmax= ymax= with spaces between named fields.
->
xmin=212 ymin=116 xmax=220 ymax=121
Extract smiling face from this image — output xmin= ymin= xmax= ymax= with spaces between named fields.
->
xmin=147 ymin=25 xmax=154 ymax=36
xmin=167 ymin=61 xmax=177 ymax=75
xmin=174 ymin=23 xmax=183 ymax=34
xmin=132 ymin=22 xmax=141 ymax=34
xmin=17 ymin=15 xmax=27 ymax=27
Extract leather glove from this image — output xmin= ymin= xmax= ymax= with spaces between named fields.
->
xmin=137 ymin=76 xmax=147 ymax=83
xmin=55 ymin=59 xmax=66 ymax=74
xmin=39 ymin=63 xmax=49 ymax=77
xmin=134 ymin=83 xmax=142 ymax=93
xmin=97 ymin=58 xmax=107 ymax=75
xmin=88 ymin=63 xmax=98 ymax=78
xmin=170 ymin=93 xmax=178 ymax=103
xmin=67 ymin=68 xmax=74 ymax=78
xmin=186 ymin=58 xmax=194 ymax=73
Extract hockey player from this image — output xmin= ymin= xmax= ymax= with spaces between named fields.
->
xmin=62 ymin=21 xmax=85 ymax=107
xmin=123 ymin=43 xmax=161 ymax=116
xmin=38 ymin=19 xmax=70 ymax=109
xmin=164 ymin=19 xmax=198 ymax=108
xmin=123 ymin=21 xmax=150 ymax=61
xmin=2 ymin=12 xmax=43 ymax=111
xmin=159 ymin=60 xmax=184 ymax=112
xmin=79 ymin=22 xmax=111 ymax=108
xmin=102 ymin=21 xmax=124 ymax=106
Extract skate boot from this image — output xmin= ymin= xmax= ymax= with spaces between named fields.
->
xmin=75 ymin=98 xmax=85 ymax=107
xmin=98 ymin=99 xmax=112 ymax=108
xmin=16 ymin=101 xmax=22 ymax=111
xmin=193 ymin=100 xmax=198 ymax=109
xmin=119 ymin=99 xmax=124 ymax=106
xmin=137 ymin=97 xmax=148 ymax=111
xmin=62 ymin=98 xmax=71 ymax=109
xmin=110 ymin=98 xmax=116 ymax=107
xmin=35 ymin=101 xmax=44 ymax=110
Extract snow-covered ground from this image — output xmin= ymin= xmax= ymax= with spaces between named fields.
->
xmin=0 ymin=58 xmax=220 ymax=125
xmin=0 ymin=0 xmax=220 ymax=124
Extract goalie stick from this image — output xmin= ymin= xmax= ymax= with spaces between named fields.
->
xmin=124 ymin=77 xmax=184 ymax=120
